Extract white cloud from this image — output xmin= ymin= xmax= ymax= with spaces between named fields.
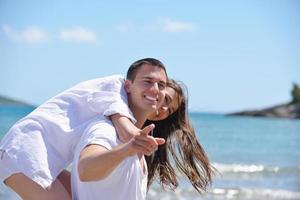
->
xmin=114 ymin=18 xmax=196 ymax=33
xmin=159 ymin=18 xmax=196 ymax=33
xmin=2 ymin=24 xmax=49 ymax=43
xmin=59 ymin=27 xmax=97 ymax=43
xmin=114 ymin=22 xmax=135 ymax=33
xmin=2 ymin=24 xmax=13 ymax=35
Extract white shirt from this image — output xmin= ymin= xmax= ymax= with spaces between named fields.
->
xmin=28 ymin=74 xmax=135 ymax=165
xmin=0 ymin=75 xmax=135 ymax=188
xmin=71 ymin=118 xmax=148 ymax=200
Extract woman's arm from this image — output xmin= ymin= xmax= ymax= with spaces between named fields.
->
xmin=87 ymin=76 xmax=140 ymax=142
xmin=110 ymin=114 xmax=141 ymax=143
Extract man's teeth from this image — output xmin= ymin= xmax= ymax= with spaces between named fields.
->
xmin=145 ymin=96 xmax=157 ymax=101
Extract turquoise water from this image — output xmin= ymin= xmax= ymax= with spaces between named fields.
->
xmin=1 ymin=107 xmax=300 ymax=199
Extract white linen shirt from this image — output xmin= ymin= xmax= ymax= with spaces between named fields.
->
xmin=28 ymin=74 xmax=135 ymax=165
xmin=0 ymin=75 xmax=135 ymax=188
xmin=71 ymin=118 xmax=148 ymax=200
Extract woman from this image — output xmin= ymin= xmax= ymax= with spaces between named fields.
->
xmin=1 ymin=73 xmax=213 ymax=199
xmin=145 ymin=79 xmax=215 ymax=193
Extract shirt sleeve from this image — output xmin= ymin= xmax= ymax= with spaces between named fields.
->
xmin=81 ymin=118 xmax=117 ymax=150
xmin=87 ymin=75 xmax=136 ymax=124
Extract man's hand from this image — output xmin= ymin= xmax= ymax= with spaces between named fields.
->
xmin=125 ymin=124 xmax=165 ymax=156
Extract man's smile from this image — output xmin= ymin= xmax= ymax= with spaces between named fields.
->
xmin=144 ymin=95 xmax=158 ymax=103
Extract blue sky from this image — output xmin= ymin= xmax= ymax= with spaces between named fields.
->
xmin=1 ymin=0 xmax=299 ymax=113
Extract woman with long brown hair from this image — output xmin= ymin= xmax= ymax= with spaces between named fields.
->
xmin=145 ymin=79 xmax=215 ymax=193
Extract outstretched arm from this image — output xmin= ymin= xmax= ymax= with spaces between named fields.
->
xmin=77 ymin=124 xmax=165 ymax=182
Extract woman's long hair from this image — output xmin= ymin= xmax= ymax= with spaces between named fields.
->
xmin=144 ymin=79 xmax=215 ymax=193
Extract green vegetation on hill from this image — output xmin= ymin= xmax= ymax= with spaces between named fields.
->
xmin=291 ymin=83 xmax=300 ymax=104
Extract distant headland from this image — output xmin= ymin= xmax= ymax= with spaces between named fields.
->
xmin=0 ymin=95 xmax=35 ymax=108
xmin=228 ymin=83 xmax=300 ymax=119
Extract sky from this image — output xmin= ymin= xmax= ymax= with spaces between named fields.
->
xmin=0 ymin=0 xmax=299 ymax=113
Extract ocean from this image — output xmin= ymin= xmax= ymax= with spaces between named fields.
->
xmin=0 ymin=106 xmax=300 ymax=200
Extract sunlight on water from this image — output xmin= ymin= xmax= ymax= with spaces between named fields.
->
xmin=0 ymin=110 xmax=299 ymax=200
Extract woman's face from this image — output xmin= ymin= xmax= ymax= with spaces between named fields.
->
xmin=147 ymin=86 xmax=180 ymax=121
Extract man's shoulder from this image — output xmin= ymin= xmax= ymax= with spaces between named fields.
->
xmin=80 ymin=117 xmax=119 ymax=148
xmin=89 ymin=117 xmax=115 ymax=132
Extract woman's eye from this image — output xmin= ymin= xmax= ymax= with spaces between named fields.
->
xmin=167 ymin=108 xmax=172 ymax=116
xmin=165 ymin=95 xmax=171 ymax=105
xmin=158 ymin=83 xmax=166 ymax=90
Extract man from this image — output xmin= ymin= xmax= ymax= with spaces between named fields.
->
xmin=71 ymin=58 xmax=168 ymax=199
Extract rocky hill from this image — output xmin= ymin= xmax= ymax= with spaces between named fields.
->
xmin=228 ymin=102 xmax=300 ymax=119
xmin=228 ymin=83 xmax=300 ymax=119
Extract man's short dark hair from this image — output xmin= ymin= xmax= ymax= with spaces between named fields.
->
xmin=126 ymin=58 xmax=167 ymax=81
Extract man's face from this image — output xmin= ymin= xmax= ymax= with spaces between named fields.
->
xmin=125 ymin=64 xmax=167 ymax=115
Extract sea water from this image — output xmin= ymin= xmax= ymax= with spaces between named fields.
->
xmin=0 ymin=107 xmax=299 ymax=200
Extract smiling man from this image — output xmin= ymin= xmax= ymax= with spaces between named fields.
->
xmin=71 ymin=58 xmax=168 ymax=200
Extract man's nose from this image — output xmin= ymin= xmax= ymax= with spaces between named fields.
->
xmin=150 ymin=82 xmax=159 ymax=93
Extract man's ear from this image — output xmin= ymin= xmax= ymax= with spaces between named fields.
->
xmin=124 ymin=80 xmax=132 ymax=93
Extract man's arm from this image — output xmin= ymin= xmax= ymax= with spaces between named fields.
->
xmin=78 ymin=143 xmax=131 ymax=182
xmin=77 ymin=124 xmax=165 ymax=182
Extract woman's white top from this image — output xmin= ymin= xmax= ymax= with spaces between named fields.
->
xmin=0 ymin=75 xmax=135 ymax=188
